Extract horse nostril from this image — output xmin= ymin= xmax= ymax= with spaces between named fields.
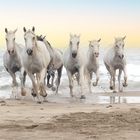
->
xmin=95 ymin=52 xmax=99 ymax=57
xmin=122 ymin=54 xmax=124 ymax=58
xmin=8 ymin=50 xmax=10 ymax=54
xmin=27 ymin=49 xmax=33 ymax=55
xmin=72 ymin=53 xmax=77 ymax=58
xmin=11 ymin=50 xmax=14 ymax=54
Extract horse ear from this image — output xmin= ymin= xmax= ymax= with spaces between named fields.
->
xmin=32 ymin=26 xmax=35 ymax=32
xmin=43 ymin=36 xmax=46 ymax=39
xmin=89 ymin=41 xmax=92 ymax=46
xmin=14 ymin=28 xmax=17 ymax=33
xmin=98 ymin=38 xmax=101 ymax=42
xmin=77 ymin=34 xmax=81 ymax=38
xmin=5 ymin=28 xmax=8 ymax=33
xmin=23 ymin=27 xmax=26 ymax=32
xmin=122 ymin=36 xmax=126 ymax=40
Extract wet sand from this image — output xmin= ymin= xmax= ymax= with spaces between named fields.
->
xmin=0 ymin=91 xmax=140 ymax=140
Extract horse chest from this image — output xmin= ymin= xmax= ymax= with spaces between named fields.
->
xmin=26 ymin=58 xmax=43 ymax=73
xmin=88 ymin=61 xmax=98 ymax=71
xmin=9 ymin=56 xmax=21 ymax=73
xmin=113 ymin=62 xmax=124 ymax=70
xmin=68 ymin=63 xmax=80 ymax=75
xmin=113 ymin=64 xmax=123 ymax=69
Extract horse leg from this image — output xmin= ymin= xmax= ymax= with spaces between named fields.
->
xmin=55 ymin=65 xmax=63 ymax=94
xmin=20 ymin=67 xmax=27 ymax=97
xmin=93 ymin=70 xmax=99 ymax=86
xmin=76 ymin=73 xmax=80 ymax=85
xmin=104 ymin=62 xmax=113 ymax=90
xmin=9 ymin=71 xmax=18 ymax=87
xmin=87 ymin=72 xmax=92 ymax=94
xmin=39 ymin=68 xmax=48 ymax=101
xmin=118 ymin=69 xmax=123 ymax=92
xmin=9 ymin=71 xmax=18 ymax=99
xmin=51 ymin=71 xmax=55 ymax=91
xmin=28 ymin=72 xmax=41 ymax=103
xmin=112 ymin=70 xmax=117 ymax=93
xmin=123 ymin=66 xmax=128 ymax=87
xmin=47 ymin=73 xmax=52 ymax=88
xmin=67 ymin=70 xmax=74 ymax=97
xmin=79 ymin=67 xmax=86 ymax=99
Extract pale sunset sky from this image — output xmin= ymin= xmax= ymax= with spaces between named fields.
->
xmin=0 ymin=0 xmax=140 ymax=48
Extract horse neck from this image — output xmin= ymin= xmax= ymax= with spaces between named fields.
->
xmin=44 ymin=39 xmax=54 ymax=51
xmin=32 ymin=40 xmax=40 ymax=56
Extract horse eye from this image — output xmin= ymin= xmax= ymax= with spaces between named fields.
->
xmin=33 ymin=37 xmax=35 ymax=40
xmin=6 ymin=38 xmax=8 ymax=41
xmin=13 ymin=38 xmax=15 ymax=41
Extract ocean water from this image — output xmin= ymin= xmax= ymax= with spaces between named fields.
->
xmin=0 ymin=47 xmax=140 ymax=100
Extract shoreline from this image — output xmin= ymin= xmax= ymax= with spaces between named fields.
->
xmin=0 ymin=91 xmax=140 ymax=140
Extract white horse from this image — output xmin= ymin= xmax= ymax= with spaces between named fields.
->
xmin=36 ymin=35 xmax=63 ymax=94
xmin=85 ymin=39 xmax=101 ymax=93
xmin=63 ymin=34 xmax=85 ymax=99
xmin=3 ymin=28 xmax=26 ymax=98
xmin=22 ymin=27 xmax=51 ymax=103
xmin=104 ymin=36 xmax=128 ymax=93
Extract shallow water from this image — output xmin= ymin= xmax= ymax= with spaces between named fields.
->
xmin=0 ymin=47 xmax=140 ymax=104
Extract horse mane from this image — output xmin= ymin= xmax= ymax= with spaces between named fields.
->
xmin=36 ymin=35 xmax=54 ymax=51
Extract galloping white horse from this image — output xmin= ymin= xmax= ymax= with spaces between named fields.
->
xmin=85 ymin=39 xmax=101 ymax=93
xmin=104 ymin=36 xmax=128 ymax=93
xmin=36 ymin=35 xmax=63 ymax=94
xmin=63 ymin=34 xmax=85 ymax=99
xmin=22 ymin=27 xmax=51 ymax=103
xmin=3 ymin=28 xmax=26 ymax=98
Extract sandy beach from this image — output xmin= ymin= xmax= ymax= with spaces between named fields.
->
xmin=0 ymin=91 xmax=140 ymax=140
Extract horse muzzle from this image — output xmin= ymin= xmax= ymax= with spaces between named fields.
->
xmin=27 ymin=49 xmax=33 ymax=56
xmin=94 ymin=52 xmax=99 ymax=57
xmin=119 ymin=54 xmax=124 ymax=59
xmin=72 ymin=52 xmax=77 ymax=58
xmin=8 ymin=50 xmax=15 ymax=55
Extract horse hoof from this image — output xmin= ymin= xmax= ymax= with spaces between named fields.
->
xmin=47 ymin=84 xmax=53 ymax=88
xmin=123 ymin=83 xmax=128 ymax=87
xmin=119 ymin=90 xmax=123 ymax=93
xmin=43 ymin=99 xmax=48 ymax=102
xmin=110 ymin=86 xmax=113 ymax=90
xmin=93 ymin=83 xmax=97 ymax=86
xmin=80 ymin=95 xmax=86 ymax=99
xmin=52 ymin=86 xmax=56 ymax=91
xmin=37 ymin=101 xmax=42 ymax=104
xmin=21 ymin=90 xmax=26 ymax=96
xmin=42 ymin=94 xmax=47 ymax=98
xmin=31 ymin=93 xmax=37 ymax=97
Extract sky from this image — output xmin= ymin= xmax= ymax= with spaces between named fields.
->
xmin=0 ymin=0 xmax=140 ymax=48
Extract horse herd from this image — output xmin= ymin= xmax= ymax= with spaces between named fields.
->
xmin=3 ymin=27 xmax=128 ymax=103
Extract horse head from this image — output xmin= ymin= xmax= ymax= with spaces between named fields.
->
xmin=5 ymin=28 xmax=17 ymax=55
xmin=114 ymin=36 xmax=126 ymax=59
xmin=89 ymin=39 xmax=101 ymax=58
xmin=23 ymin=26 xmax=36 ymax=56
xmin=69 ymin=34 xmax=80 ymax=58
